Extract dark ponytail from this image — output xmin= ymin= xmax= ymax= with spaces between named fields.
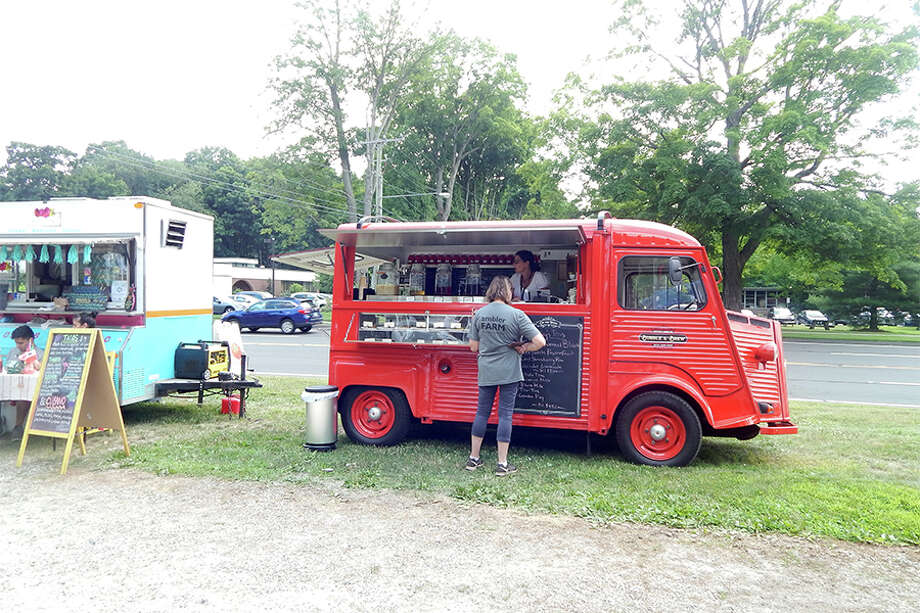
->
xmin=75 ymin=311 xmax=97 ymax=328
xmin=514 ymin=249 xmax=540 ymax=272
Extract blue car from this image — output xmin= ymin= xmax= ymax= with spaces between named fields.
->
xmin=222 ymin=298 xmax=322 ymax=334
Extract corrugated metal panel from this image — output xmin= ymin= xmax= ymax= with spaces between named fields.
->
xmin=610 ymin=312 xmax=742 ymax=396
xmin=729 ymin=320 xmax=782 ymax=406
xmin=431 ymin=353 xmax=480 ymax=420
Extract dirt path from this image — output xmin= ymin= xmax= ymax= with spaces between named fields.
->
xmin=1 ymin=463 xmax=917 ymax=613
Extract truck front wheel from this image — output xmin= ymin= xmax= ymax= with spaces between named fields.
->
xmin=615 ymin=391 xmax=702 ymax=467
xmin=340 ymin=386 xmax=411 ymax=446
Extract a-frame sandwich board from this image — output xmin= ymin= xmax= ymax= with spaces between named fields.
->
xmin=16 ymin=328 xmax=130 ymax=474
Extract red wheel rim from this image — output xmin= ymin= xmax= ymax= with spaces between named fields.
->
xmin=629 ymin=406 xmax=687 ymax=461
xmin=350 ymin=390 xmax=395 ymax=439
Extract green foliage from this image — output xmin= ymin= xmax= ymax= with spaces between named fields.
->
xmin=565 ymin=0 xmax=920 ymax=309
xmin=185 ymin=147 xmax=262 ymax=259
xmin=271 ymin=0 xmax=438 ymax=221
xmin=812 ymin=259 xmax=920 ymax=329
xmin=388 ymin=34 xmax=541 ymax=221
xmin=0 ymin=141 xmax=75 ymax=201
xmin=316 ymin=273 xmax=334 ymax=293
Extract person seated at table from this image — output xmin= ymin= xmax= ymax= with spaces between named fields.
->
xmin=510 ymin=250 xmax=550 ymax=302
xmin=4 ymin=325 xmax=43 ymax=440
xmin=73 ymin=311 xmax=97 ymax=328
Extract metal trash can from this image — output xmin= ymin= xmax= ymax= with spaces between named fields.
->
xmin=301 ymin=385 xmax=339 ymax=451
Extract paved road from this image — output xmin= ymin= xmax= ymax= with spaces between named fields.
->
xmin=784 ymin=340 xmax=919 ymax=407
xmin=242 ymin=329 xmax=920 ymax=407
xmin=242 ymin=326 xmax=332 ymax=377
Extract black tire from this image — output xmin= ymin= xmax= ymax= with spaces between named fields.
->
xmin=222 ymin=307 xmax=234 ymax=314
xmin=339 ymin=386 xmax=411 ymax=446
xmin=247 ymin=327 xmax=259 ymax=332
xmin=280 ymin=318 xmax=296 ymax=334
xmin=299 ymin=325 xmax=312 ymax=333
xmin=614 ymin=391 xmax=702 ymax=467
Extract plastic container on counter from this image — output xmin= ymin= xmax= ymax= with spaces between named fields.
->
xmin=409 ymin=263 xmax=426 ymax=295
xmin=435 ymin=263 xmax=453 ymax=296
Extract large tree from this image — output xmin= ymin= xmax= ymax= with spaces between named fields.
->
xmin=184 ymin=147 xmax=262 ymax=258
xmin=270 ymin=0 xmax=433 ymax=221
xmin=567 ymin=0 xmax=920 ymax=309
xmin=389 ymin=35 xmax=534 ymax=221
xmin=0 ymin=142 xmax=75 ymax=201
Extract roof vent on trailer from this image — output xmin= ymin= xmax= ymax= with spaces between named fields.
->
xmin=162 ymin=219 xmax=187 ymax=248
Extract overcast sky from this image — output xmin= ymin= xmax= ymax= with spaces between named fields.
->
xmin=0 ymin=0 xmax=916 ymax=185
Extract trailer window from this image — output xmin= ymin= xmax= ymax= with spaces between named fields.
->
xmin=618 ymin=256 xmax=707 ymax=311
xmin=0 ymin=240 xmax=137 ymax=311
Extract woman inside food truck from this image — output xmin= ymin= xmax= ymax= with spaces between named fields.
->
xmin=510 ymin=250 xmax=550 ymax=302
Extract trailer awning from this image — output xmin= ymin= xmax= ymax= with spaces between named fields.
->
xmin=271 ymin=247 xmax=388 ymax=275
xmin=0 ymin=233 xmax=137 ymax=245
xmin=318 ymin=221 xmax=587 ymax=258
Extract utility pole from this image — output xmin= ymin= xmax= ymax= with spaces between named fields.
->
xmin=264 ymin=237 xmax=276 ymax=296
xmin=363 ymin=134 xmax=403 ymax=219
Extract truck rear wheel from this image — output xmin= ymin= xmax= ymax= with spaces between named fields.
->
xmin=615 ymin=391 xmax=702 ymax=467
xmin=340 ymin=386 xmax=411 ymax=446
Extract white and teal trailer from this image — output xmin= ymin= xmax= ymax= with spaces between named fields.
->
xmin=0 ymin=196 xmax=214 ymax=404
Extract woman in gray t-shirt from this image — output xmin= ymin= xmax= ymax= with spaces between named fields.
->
xmin=466 ymin=276 xmax=545 ymax=476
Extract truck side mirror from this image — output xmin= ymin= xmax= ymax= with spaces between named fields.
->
xmin=668 ymin=257 xmax=684 ymax=285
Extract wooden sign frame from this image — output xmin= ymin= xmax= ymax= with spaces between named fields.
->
xmin=16 ymin=328 xmax=130 ymax=474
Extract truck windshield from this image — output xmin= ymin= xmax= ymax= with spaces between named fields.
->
xmin=617 ymin=255 xmax=707 ymax=311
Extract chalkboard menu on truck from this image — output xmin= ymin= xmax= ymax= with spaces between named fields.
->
xmin=516 ymin=315 xmax=583 ymax=417
xmin=29 ymin=331 xmax=91 ymax=433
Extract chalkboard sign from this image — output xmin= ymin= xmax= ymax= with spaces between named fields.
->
xmin=18 ymin=328 xmax=130 ymax=474
xmin=515 ymin=315 xmax=583 ymax=417
xmin=30 ymin=331 xmax=91 ymax=433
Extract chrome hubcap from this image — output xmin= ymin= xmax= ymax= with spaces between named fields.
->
xmin=366 ymin=405 xmax=382 ymax=421
xmin=649 ymin=423 xmax=667 ymax=441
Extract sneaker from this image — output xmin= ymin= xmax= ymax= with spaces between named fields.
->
xmin=464 ymin=456 xmax=483 ymax=471
xmin=495 ymin=462 xmax=517 ymax=476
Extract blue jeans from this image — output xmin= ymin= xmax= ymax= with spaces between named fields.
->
xmin=471 ymin=382 xmax=520 ymax=443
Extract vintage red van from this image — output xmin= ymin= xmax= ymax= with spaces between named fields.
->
xmin=319 ymin=213 xmax=796 ymax=466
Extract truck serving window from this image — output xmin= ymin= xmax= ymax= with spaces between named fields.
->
xmin=618 ymin=256 xmax=707 ymax=311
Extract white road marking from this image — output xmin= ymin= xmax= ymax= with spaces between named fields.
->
xmin=830 ymin=352 xmax=920 ymax=359
xmin=787 ymin=361 xmax=920 ymax=371
xmin=785 ymin=340 xmax=920 ymax=350
xmin=881 ymin=381 xmax=920 ymax=386
xmin=790 ymin=397 xmax=920 ymax=409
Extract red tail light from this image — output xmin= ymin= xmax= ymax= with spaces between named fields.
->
xmin=298 ymin=308 xmax=307 ymax=314
xmin=754 ymin=342 xmax=777 ymax=363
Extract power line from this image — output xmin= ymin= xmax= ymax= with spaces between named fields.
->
xmin=90 ymin=152 xmax=352 ymax=221
xmin=89 ymin=149 xmax=351 ymax=218
xmin=95 ymin=145 xmax=351 ymax=201
xmin=92 ymin=147 xmax=353 ymax=213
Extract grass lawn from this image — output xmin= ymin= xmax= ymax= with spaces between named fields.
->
xmin=67 ymin=375 xmax=919 ymax=546
xmin=781 ymin=325 xmax=920 ymax=343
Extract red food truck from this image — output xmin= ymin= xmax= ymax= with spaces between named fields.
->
xmin=318 ymin=213 xmax=796 ymax=466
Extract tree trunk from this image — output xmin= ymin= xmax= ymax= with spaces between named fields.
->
xmin=329 ymin=84 xmax=356 ymax=222
xmin=721 ymin=230 xmax=743 ymax=311
xmin=433 ymin=167 xmax=446 ymax=219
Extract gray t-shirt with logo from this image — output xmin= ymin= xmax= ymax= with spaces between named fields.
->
xmin=469 ymin=301 xmax=540 ymax=386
